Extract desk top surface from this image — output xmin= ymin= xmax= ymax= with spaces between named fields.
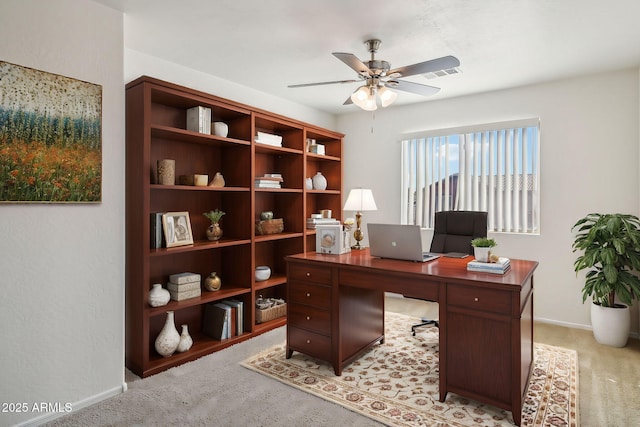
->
xmin=286 ymin=249 xmax=538 ymax=289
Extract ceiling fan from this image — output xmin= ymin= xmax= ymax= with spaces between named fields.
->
xmin=288 ymin=39 xmax=460 ymax=111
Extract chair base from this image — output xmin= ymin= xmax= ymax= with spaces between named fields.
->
xmin=411 ymin=318 xmax=439 ymax=336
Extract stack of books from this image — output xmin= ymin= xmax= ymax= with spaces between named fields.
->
xmin=255 ymin=173 xmax=283 ymax=188
xmin=167 ymin=272 xmax=202 ymax=301
xmin=306 ymin=216 xmax=341 ymax=229
xmin=467 ymin=257 xmax=511 ymax=274
xmin=202 ymin=299 xmax=244 ymax=340
xmin=255 ymin=131 xmax=283 ymax=147
xmin=186 ymin=106 xmax=211 ymax=134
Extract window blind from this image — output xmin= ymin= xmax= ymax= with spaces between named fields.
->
xmin=400 ymin=119 xmax=540 ymax=234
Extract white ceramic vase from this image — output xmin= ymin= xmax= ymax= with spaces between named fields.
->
xmin=305 ymin=177 xmax=313 ymax=190
xmin=176 ymin=324 xmax=193 ymax=352
xmin=213 ymin=122 xmax=228 ymax=137
xmin=312 ymin=172 xmax=327 ymax=190
xmin=155 ymin=311 xmax=180 ymax=357
xmin=591 ymin=302 xmax=630 ymax=347
xmin=148 ymin=283 xmax=170 ymax=307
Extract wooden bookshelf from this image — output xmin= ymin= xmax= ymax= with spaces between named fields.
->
xmin=125 ymin=76 xmax=343 ymax=377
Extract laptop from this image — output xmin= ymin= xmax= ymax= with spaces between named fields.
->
xmin=368 ymin=223 xmax=440 ymax=262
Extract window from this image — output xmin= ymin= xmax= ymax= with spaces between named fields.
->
xmin=400 ymin=119 xmax=540 ymax=234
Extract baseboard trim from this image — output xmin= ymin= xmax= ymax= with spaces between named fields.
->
xmin=534 ymin=316 xmax=640 ymax=339
xmin=14 ymin=383 xmax=126 ymax=427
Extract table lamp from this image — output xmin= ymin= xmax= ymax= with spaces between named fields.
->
xmin=343 ymin=188 xmax=377 ymax=249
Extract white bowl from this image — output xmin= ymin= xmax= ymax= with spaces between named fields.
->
xmin=255 ymin=266 xmax=271 ymax=281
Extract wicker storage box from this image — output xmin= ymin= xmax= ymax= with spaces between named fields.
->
xmin=256 ymin=303 xmax=287 ymax=323
xmin=256 ymin=218 xmax=284 ymax=235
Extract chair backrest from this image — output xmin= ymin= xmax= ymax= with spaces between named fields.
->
xmin=429 ymin=211 xmax=488 ymax=254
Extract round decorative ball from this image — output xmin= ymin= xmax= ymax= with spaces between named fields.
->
xmin=255 ymin=266 xmax=271 ymax=281
xmin=260 ymin=211 xmax=274 ymax=220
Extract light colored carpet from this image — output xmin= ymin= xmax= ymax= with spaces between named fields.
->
xmin=42 ymin=296 xmax=640 ymax=426
xmin=241 ymin=311 xmax=578 ymax=427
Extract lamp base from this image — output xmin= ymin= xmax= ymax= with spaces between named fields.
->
xmin=351 ymin=244 xmax=367 ymax=250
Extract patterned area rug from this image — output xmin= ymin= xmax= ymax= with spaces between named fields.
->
xmin=241 ymin=312 xmax=578 ymax=427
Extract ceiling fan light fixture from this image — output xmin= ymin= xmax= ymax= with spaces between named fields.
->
xmin=351 ymin=85 xmax=378 ymax=111
xmin=378 ymin=86 xmax=397 ymax=108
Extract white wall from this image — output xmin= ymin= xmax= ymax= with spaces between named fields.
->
xmin=124 ymin=49 xmax=337 ymax=131
xmin=0 ymin=1 xmax=125 ymax=426
xmin=337 ymin=68 xmax=640 ymax=334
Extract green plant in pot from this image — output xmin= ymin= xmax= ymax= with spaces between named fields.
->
xmin=471 ymin=237 xmax=496 ymax=262
xmin=571 ymin=213 xmax=640 ymax=347
xmin=203 ymin=209 xmax=225 ymax=241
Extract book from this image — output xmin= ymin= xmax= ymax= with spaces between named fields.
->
xmin=221 ymin=299 xmax=244 ymax=335
xmin=214 ymin=303 xmax=232 ymax=339
xmin=467 ymin=257 xmax=511 ymax=274
xmin=186 ymin=106 xmax=211 ymax=134
xmin=150 ymin=212 xmax=165 ymax=249
xmin=202 ymin=303 xmax=228 ymax=340
xmin=169 ymin=272 xmax=201 ymax=285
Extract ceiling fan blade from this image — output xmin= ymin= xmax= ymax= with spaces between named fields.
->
xmin=388 ymin=55 xmax=460 ymax=78
xmin=288 ymin=79 xmax=359 ymax=88
xmin=387 ymin=80 xmax=441 ymax=97
xmin=333 ymin=52 xmax=372 ymax=77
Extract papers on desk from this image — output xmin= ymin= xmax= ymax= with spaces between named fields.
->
xmin=467 ymin=257 xmax=511 ymax=274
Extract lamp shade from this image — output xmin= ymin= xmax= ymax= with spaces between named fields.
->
xmin=343 ymin=188 xmax=377 ymax=212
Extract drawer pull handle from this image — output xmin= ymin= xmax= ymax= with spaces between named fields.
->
xmin=306 ymin=339 xmax=311 ymax=344
xmin=474 ymin=297 xmax=479 ymax=302
xmin=306 ymin=293 xmax=311 ymax=297
xmin=306 ymin=316 xmax=310 ymax=320
xmin=306 ymin=272 xmax=311 ymax=277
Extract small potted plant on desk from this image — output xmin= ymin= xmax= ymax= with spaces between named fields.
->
xmin=203 ymin=209 xmax=225 ymax=241
xmin=471 ymin=237 xmax=497 ymax=262
xmin=572 ymin=213 xmax=640 ymax=347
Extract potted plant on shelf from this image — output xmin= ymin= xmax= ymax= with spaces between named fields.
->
xmin=471 ymin=237 xmax=496 ymax=262
xmin=203 ymin=209 xmax=225 ymax=241
xmin=571 ymin=213 xmax=640 ymax=347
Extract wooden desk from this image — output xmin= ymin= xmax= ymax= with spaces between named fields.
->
xmin=285 ymin=249 xmax=537 ymax=426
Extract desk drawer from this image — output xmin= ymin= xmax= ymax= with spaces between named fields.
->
xmin=288 ymin=326 xmax=331 ymax=361
xmin=447 ymin=283 xmax=512 ymax=314
xmin=289 ymin=263 xmax=332 ymax=284
xmin=288 ymin=304 xmax=330 ymax=335
xmin=340 ymin=268 xmax=439 ymax=301
xmin=289 ymin=281 xmax=331 ymax=310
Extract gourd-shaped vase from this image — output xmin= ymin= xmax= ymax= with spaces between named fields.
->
xmin=155 ymin=311 xmax=180 ymax=357
xmin=312 ymin=172 xmax=327 ymax=190
xmin=204 ymin=272 xmax=222 ymax=291
xmin=209 ymin=172 xmax=225 ymax=187
xmin=148 ymin=283 xmax=170 ymax=307
xmin=176 ymin=324 xmax=193 ymax=352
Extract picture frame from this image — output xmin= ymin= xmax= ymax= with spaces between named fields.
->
xmin=0 ymin=61 xmax=102 ymax=203
xmin=162 ymin=212 xmax=194 ymax=248
xmin=316 ymin=224 xmax=350 ymax=254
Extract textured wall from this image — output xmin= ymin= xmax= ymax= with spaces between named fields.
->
xmin=0 ymin=1 xmax=125 ymax=425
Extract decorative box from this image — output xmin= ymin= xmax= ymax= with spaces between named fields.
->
xmin=256 ymin=218 xmax=284 ymax=235
xmin=316 ymin=224 xmax=350 ymax=254
xmin=256 ymin=303 xmax=287 ymax=324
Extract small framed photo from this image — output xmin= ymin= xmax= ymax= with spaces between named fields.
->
xmin=162 ymin=212 xmax=194 ymax=248
xmin=316 ymin=224 xmax=350 ymax=254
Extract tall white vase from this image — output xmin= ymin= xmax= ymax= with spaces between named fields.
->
xmin=155 ymin=311 xmax=180 ymax=357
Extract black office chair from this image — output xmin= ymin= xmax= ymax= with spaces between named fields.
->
xmin=411 ymin=210 xmax=488 ymax=336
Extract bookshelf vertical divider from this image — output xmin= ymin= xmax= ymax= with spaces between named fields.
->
xmin=125 ymin=76 xmax=343 ymax=377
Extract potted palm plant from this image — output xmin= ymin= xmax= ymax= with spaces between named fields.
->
xmin=471 ymin=237 xmax=496 ymax=262
xmin=571 ymin=213 xmax=640 ymax=347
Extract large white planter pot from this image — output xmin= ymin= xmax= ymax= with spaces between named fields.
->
xmin=590 ymin=302 xmax=630 ymax=347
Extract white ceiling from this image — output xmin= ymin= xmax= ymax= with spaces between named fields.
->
xmin=95 ymin=0 xmax=640 ymax=114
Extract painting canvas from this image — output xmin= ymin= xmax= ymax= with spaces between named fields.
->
xmin=0 ymin=61 xmax=102 ymax=203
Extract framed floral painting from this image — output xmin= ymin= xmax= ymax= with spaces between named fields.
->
xmin=0 ymin=61 xmax=102 ymax=202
